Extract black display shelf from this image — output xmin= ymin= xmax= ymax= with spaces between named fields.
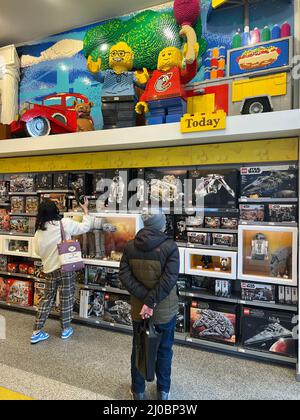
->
xmin=80 ymin=284 xmax=130 ymax=296
xmin=179 ymin=289 xmax=298 ymax=312
xmin=9 ymin=213 xmax=37 ymax=217
xmin=0 ymin=271 xmax=36 ymax=280
xmin=8 ymin=192 xmax=38 ymax=196
xmin=239 ymin=221 xmax=298 ymax=227
xmin=186 ymin=243 xmax=238 ymax=252
xmin=187 ymin=227 xmax=238 ymax=234
xmin=37 ymin=190 xmax=73 ymax=194
xmin=239 ymin=198 xmax=298 ymax=203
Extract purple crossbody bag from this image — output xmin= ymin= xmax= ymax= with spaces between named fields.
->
xmin=57 ymin=221 xmax=85 ymax=273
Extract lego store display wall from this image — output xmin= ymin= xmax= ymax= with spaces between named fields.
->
xmin=0 ymin=0 xmax=300 ymax=379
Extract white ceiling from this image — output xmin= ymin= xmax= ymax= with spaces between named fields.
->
xmin=0 ymin=0 xmax=169 ymax=47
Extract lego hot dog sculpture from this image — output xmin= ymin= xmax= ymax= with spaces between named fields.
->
xmin=174 ymin=0 xmax=200 ymax=64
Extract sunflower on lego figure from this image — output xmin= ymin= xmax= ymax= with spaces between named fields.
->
xmin=87 ymin=41 xmax=149 ymax=129
xmin=135 ymin=31 xmax=199 ymax=125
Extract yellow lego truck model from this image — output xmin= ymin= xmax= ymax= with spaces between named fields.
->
xmin=186 ymin=36 xmax=294 ymax=116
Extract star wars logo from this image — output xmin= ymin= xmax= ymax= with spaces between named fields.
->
xmin=241 ymin=167 xmax=262 ymax=175
xmin=155 ymin=73 xmax=173 ymax=93
xmin=0 ymin=315 xmax=6 ymax=340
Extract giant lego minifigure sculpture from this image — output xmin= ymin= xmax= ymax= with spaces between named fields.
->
xmin=87 ymin=41 xmax=148 ymax=129
xmin=135 ymin=34 xmax=198 ymax=125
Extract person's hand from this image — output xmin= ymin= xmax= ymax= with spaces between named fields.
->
xmin=80 ymin=198 xmax=89 ymax=215
xmin=135 ymin=101 xmax=149 ymax=115
xmin=135 ymin=68 xmax=150 ymax=85
xmin=87 ymin=56 xmax=102 ymax=74
xmin=140 ymin=304 xmax=154 ymax=320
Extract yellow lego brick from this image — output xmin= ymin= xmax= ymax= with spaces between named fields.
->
xmin=232 ymin=73 xmax=287 ymax=102
xmin=212 ymin=0 xmax=228 ymax=8
xmin=192 ymin=94 xmax=216 ymax=114
xmin=181 ymin=111 xmax=227 ymax=133
xmin=187 ymin=97 xmax=194 ymax=114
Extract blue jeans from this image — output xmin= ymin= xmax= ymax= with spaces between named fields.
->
xmin=131 ymin=316 xmax=176 ymax=394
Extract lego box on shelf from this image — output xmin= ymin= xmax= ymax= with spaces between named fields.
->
xmin=238 ymin=225 xmax=298 ymax=286
xmin=240 ymin=205 xmax=265 ymax=222
xmin=0 ymin=277 xmax=7 ymax=301
xmin=268 ymin=204 xmax=297 ymax=224
xmin=103 ymin=293 xmax=132 ymax=326
xmin=10 ymin=175 xmax=35 ymax=193
xmin=7 ymin=279 xmax=34 ymax=307
xmin=145 ymin=169 xmax=187 ymax=207
xmin=240 ymin=282 xmax=276 ymax=304
xmin=0 ymin=209 xmax=10 ymax=232
xmin=188 ymin=169 xmax=238 ymax=209
xmin=36 ymin=174 xmax=53 ymax=191
xmin=11 ymin=196 xmax=25 ymax=214
xmin=240 ymin=165 xmax=298 ymax=199
xmin=176 ymin=302 xmax=187 ymax=334
xmin=241 ymin=307 xmax=297 ymax=358
xmin=190 ymin=300 xmax=237 ymax=345
xmin=0 ymin=181 xmax=10 ymax=204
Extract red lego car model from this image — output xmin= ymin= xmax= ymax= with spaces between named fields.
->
xmin=11 ymin=93 xmax=91 ymax=137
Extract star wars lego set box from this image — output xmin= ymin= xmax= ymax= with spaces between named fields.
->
xmin=240 ymin=165 xmax=298 ymax=199
xmin=175 ymin=214 xmax=204 ymax=243
xmin=7 ymin=279 xmax=34 ymax=307
xmin=53 ymin=173 xmax=73 ymax=190
xmin=188 ymin=169 xmax=238 ymax=209
xmin=241 ymin=307 xmax=297 ymax=358
xmin=86 ymin=265 xmax=122 ymax=289
xmin=190 ymin=300 xmax=237 ymax=345
xmin=0 ymin=181 xmax=10 ymax=204
xmin=10 ymin=174 xmax=35 ymax=193
xmin=87 ymin=291 xmax=105 ymax=319
xmin=104 ymin=169 xmax=129 ymax=211
xmin=268 ymin=204 xmax=297 ymax=224
xmin=145 ymin=169 xmax=187 ymax=208
xmin=176 ymin=302 xmax=187 ymax=334
xmin=0 ymin=277 xmax=7 ymax=301
xmin=212 ymin=233 xmax=237 ymax=248
xmin=239 ymin=205 xmax=265 ymax=222
xmin=240 ymin=282 xmax=276 ymax=304
xmin=103 ymin=293 xmax=132 ymax=326
xmin=188 ymin=232 xmax=210 ymax=246
xmin=36 ymin=173 xmax=53 ymax=190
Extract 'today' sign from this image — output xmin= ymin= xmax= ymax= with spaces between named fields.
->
xmin=181 ymin=111 xmax=226 ymax=133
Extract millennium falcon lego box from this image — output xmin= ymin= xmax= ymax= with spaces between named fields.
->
xmin=0 ymin=277 xmax=7 ymax=301
xmin=7 ymin=279 xmax=34 ymax=307
xmin=188 ymin=169 xmax=238 ymax=209
xmin=241 ymin=307 xmax=297 ymax=357
xmin=145 ymin=169 xmax=187 ymax=207
xmin=103 ymin=293 xmax=132 ymax=326
xmin=190 ymin=300 xmax=237 ymax=345
xmin=240 ymin=165 xmax=298 ymax=199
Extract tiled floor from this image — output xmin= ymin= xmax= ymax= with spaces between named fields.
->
xmin=0 ymin=309 xmax=300 ymax=400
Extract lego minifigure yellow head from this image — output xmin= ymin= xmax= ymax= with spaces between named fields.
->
xmin=109 ymin=42 xmax=134 ymax=73
xmin=157 ymin=47 xmax=183 ymax=72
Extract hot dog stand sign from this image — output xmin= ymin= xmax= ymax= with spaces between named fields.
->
xmin=228 ymin=38 xmax=291 ymax=77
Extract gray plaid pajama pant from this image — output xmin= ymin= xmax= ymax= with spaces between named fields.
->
xmin=34 ymin=269 xmax=76 ymax=331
